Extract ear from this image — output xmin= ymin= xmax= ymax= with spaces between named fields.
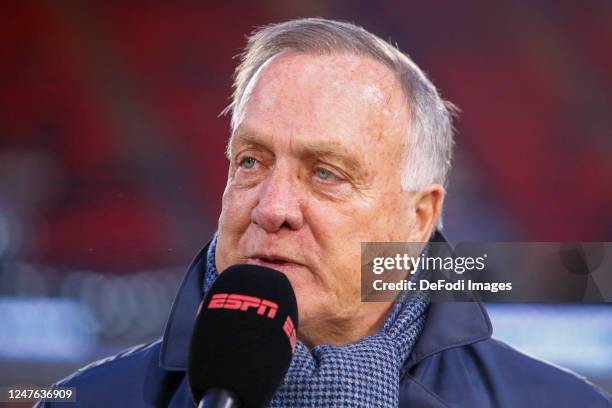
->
xmin=410 ymin=184 xmax=445 ymax=242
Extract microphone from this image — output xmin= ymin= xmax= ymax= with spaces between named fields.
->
xmin=188 ymin=264 xmax=299 ymax=408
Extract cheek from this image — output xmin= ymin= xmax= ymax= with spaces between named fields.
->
xmin=216 ymin=183 xmax=259 ymax=270
xmin=306 ymin=195 xmax=389 ymax=243
xmin=303 ymin=199 xmax=355 ymax=253
xmin=304 ymin=193 xmax=412 ymax=281
xmin=303 ymin=200 xmax=371 ymax=288
xmin=219 ymin=183 xmax=256 ymax=233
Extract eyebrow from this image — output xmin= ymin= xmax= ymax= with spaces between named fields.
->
xmin=304 ymin=147 xmax=363 ymax=177
xmin=228 ymin=129 xmax=271 ymax=158
xmin=230 ymin=126 xmax=366 ymax=179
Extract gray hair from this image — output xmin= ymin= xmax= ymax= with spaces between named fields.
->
xmin=224 ymin=18 xmax=457 ymax=223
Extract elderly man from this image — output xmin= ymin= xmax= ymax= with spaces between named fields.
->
xmin=42 ymin=18 xmax=611 ymax=407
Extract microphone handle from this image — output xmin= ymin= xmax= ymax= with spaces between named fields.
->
xmin=198 ymin=388 xmax=241 ymax=408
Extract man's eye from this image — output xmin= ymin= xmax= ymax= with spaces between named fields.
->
xmin=315 ymin=167 xmax=337 ymax=180
xmin=238 ymin=157 xmax=257 ymax=169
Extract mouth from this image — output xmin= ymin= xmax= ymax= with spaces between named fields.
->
xmin=258 ymin=257 xmax=289 ymax=265
xmin=247 ymin=255 xmax=304 ymax=270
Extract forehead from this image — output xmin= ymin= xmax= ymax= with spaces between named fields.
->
xmin=234 ymin=52 xmax=410 ymax=163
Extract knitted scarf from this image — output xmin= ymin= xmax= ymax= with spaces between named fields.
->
xmin=203 ymin=234 xmax=429 ymax=407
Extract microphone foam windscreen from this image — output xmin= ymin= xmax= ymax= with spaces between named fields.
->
xmin=188 ymin=264 xmax=299 ymax=408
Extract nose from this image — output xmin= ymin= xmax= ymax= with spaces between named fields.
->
xmin=251 ymin=167 xmax=304 ymax=233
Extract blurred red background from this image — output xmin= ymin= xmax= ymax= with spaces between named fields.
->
xmin=1 ymin=1 xmax=611 ymax=269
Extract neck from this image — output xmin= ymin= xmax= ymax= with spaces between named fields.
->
xmin=298 ymin=302 xmax=393 ymax=348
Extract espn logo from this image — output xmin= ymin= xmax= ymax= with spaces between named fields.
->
xmin=208 ymin=293 xmax=278 ymax=318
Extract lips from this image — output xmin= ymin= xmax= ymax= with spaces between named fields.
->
xmin=247 ymin=254 xmax=305 ymax=270
xmin=250 ymin=254 xmax=302 ymax=264
xmin=258 ymin=257 xmax=289 ymax=264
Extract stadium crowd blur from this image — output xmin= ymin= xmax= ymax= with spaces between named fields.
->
xmin=1 ymin=0 xmax=611 ymax=398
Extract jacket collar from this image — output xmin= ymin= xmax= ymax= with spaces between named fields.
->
xmin=404 ymin=230 xmax=493 ymax=370
xmin=160 ymin=239 xmax=210 ymax=371
xmin=159 ymin=232 xmax=492 ymax=371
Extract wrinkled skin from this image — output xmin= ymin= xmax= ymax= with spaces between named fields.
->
xmin=215 ymin=52 xmax=443 ymax=347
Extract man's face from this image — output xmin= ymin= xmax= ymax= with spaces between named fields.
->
xmin=215 ymin=52 xmax=421 ymax=345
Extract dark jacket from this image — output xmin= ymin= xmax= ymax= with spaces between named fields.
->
xmin=40 ymin=239 xmax=612 ymax=407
